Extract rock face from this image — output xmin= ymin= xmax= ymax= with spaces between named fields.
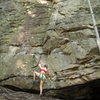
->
xmin=45 ymin=0 xmax=100 ymax=88
xmin=0 ymin=0 xmax=52 ymax=89
xmin=0 ymin=86 xmax=60 ymax=100
xmin=0 ymin=0 xmax=100 ymax=99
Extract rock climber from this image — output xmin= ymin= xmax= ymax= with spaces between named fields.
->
xmin=33 ymin=62 xmax=49 ymax=96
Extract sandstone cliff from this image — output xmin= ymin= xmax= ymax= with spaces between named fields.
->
xmin=0 ymin=0 xmax=100 ymax=99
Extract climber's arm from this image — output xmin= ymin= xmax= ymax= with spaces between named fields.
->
xmin=38 ymin=63 xmax=42 ymax=69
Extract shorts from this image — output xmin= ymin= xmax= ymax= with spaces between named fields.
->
xmin=39 ymin=72 xmax=46 ymax=80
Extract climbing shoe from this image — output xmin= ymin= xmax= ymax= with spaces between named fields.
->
xmin=39 ymin=94 xmax=43 ymax=97
xmin=33 ymin=80 xmax=36 ymax=84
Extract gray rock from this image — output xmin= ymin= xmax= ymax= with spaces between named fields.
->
xmin=0 ymin=0 xmax=100 ymax=93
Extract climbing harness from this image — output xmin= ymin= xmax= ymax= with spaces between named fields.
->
xmin=87 ymin=0 xmax=100 ymax=52
xmin=39 ymin=72 xmax=47 ymax=80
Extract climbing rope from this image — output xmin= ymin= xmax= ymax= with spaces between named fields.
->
xmin=87 ymin=0 xmax=100 ymax=52
xmin=32 ymin=55 xmax=41 ymax=70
